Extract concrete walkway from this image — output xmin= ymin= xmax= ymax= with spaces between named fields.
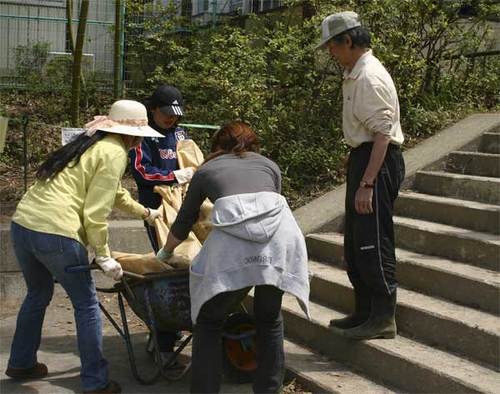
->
xmin=0 ymin=283 xmax=256 ymax=394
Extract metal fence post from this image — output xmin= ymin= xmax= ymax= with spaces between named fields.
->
xmin=120 ymin=0 xmax=126 ymax=96
xmin=22 ymin=115 xmax=29 ymax=192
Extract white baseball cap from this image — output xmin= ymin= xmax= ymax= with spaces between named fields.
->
xmin=316 ymin=11 xmax=361 ymax=49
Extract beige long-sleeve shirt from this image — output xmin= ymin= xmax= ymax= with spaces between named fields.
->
xmin=13 ymin=134 xmax=145 ymax=257
xmin=342 ymin=50 xmax=404 ymax=148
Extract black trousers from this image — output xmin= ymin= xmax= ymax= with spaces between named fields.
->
xmin=344 ymin=143 xmax=405 ymax=296
xmin=138 ymin=188 xmax=177 ymax=352
xmin=190 ymin=286 xmax=284 ymax=394
xmin=139 ymin=187 xmax=163 ymax=254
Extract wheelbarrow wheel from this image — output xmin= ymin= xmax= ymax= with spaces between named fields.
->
xmin=222 ymin=312 xmax=257 ymax=384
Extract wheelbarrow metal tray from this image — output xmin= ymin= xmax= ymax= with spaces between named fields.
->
xmin=121 ymin=269 xmax=192 ymax=332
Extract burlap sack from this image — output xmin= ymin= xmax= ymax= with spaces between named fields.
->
xmin=154 ymin=185 xmax=202 ymax=263
xmin=111 ymin=139 xmax=212 ymax=275
xmin=111 ymin=251 xmax=173 ymax=275
xmin=176 ymin=139 xmax=204 ymax=168
xmin=176 ymin=139 xmax=213 ymax=242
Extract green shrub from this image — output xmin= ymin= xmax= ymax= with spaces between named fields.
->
xmin=2 ymin=0 xmax=499 ymax=207
xmin=122 ymin=0 xmax=498 ymax=204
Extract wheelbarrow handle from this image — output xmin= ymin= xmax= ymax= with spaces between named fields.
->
xmin=65 ymin=262 xmax=100 ymax=273
xmin=64 ymin=262 xmax=141 ymax=281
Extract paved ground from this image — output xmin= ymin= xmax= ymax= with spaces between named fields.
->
xmin=0 ymin=278 xmax=261 ymax=394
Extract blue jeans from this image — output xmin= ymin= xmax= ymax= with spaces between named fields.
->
xmin=190 ymin=285 xmax=285 ymax=393
xmin=8 ymin=222 xmax=109 ymax=391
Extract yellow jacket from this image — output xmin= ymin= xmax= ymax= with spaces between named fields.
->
xmin=12 ymin=134 xmax=145 ymax=257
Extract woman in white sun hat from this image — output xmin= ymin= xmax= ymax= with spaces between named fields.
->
xmin=5 ymin=100 xmax=163 ymax=394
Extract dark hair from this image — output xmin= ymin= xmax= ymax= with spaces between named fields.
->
xmin=36 ymin=131 xmax=106 ymax=181
xmin=332 ymin=26 xmax=371 ymax=49
xmin=204 ymin=121 xmax=260 ymax=163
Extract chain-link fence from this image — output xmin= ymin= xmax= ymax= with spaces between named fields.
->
xmin=0 ymin=0 xmax=118 ymax=89
xmin=0 ymin=0 xmax=285 ymax=91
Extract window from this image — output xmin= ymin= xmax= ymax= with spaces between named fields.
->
xmin=251 ymin=0 xmax=259 ymax=13
xmin=197 ymin=0 xmax=209 ymax=12
xmin=248 ymin=0 xmax=281 ymax=13
xmin=1 ymin=0 xmax=65 ymax=7
xmin=230 ymin=0 xmax=243 ymax=13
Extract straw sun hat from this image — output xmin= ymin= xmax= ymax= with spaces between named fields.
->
xmin=85 ymin=100 xmax=164 ymax=138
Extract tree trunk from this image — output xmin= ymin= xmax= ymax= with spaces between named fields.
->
xmin=65 ymin=0 xmax=74 ymax=53
xmin=114 ymin=0 xmax=123 ymax=99
xmin=70 ymin=0 xmax=90 ymax=126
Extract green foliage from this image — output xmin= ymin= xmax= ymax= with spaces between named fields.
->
xmin=14 ymin=42 xmax=50 ymax=79
xmin=123 ymin=0 xmax=498 ymax=202
xmin=2 ymin=0 xmax=499 ymax=207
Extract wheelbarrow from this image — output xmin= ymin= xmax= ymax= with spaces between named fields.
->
xmin=65 ymin=263 xmax=258 ymax=385
xmin=65 ymin=263 xmax=192 ymax=385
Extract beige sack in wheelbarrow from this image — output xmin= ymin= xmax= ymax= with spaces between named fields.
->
xmin=175 ymin=139 xmax=213 ymax=243
xmin=111 ymin=251 xmax=171 ymax=274
xmin=112 ymin=139 xmax=213 ymax=275
xmin=153 ymin=185 xmax=202 ymax=266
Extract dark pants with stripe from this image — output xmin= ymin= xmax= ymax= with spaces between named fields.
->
xmin=139 ymin=188 xmax=163 ymax=253
xmin=344 ymin=143 xmax=405 ymax=298
xmin=138 ymin=187 xmax=178 ymax=352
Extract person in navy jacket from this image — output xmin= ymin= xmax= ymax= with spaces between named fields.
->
xmin=128 ymin=85 xmax=194 ymax=364
xmin=129 ymin=85 xmax=193 ymax=251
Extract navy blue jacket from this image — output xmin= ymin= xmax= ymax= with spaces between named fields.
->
xmin=129 ymin=119 xmax=189 ymax=208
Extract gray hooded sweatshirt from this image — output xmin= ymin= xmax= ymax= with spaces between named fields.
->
xmin=189 ymin=191 xmax=310 ymax=323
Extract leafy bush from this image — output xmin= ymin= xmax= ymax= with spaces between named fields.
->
xmin=1 ymin=0 xmax=498 ymax=207
xmin=123 ymin=0 xmax=498 ymax=202
xmin=14 ymin=42 xmax=50 ymax=79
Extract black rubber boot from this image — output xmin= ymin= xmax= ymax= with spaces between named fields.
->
xmin=329 ymin=285 xmax=371 ymax=329
xmin=340 ymin=291 xmax=397 ymax=340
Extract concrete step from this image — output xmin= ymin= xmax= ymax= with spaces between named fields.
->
xmin=306 ymin=233 xmax=500 ymax=315
xmin=394 ymin=216 xmax=500 ymax=271
xmin=0 ymin=221 xmax=151 ymax=304
xmin=446 ymin=151 xmax=500 ymax=178
xmin=0 ymin=221 xmax=151 ymax=272
xmin=307 ymin=260 xmax=500 ymax=368
xmin=395 ymin=191 xmax=500 ymax=235
xmin=284 ymin=339 xmax=396 ymax=393
xmin=480 ymin=132 xmax=500 ymax=154
xmin=277 ymin=295 xmax=499 ymax=393
xmin=414 ymin=170 xmax=500 ymax=204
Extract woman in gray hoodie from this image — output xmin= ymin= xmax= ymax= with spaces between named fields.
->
xmin=156 ymin=121 xmax=309 ymax=393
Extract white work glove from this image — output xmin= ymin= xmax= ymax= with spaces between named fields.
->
xmin=173 ymin=167 xmax=195 ymax=185
xmin=156 ymin=247 xmax=173 ymax=263
xmin=144 ymin=207 xmax=162 ymax=225
xmin=95 ymin=256 xmax=123 ymax=281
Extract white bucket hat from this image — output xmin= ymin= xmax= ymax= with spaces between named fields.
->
xmin=84 ymin=100 xmax=164 ymax=138
xmin=316 ymin=11 xmax=361 ymax=49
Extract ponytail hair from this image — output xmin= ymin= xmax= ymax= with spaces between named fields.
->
xmin=204 ymin=121 xmax=260 ymax=163
xmin=36 ymin=131 xmax=106 ymax=181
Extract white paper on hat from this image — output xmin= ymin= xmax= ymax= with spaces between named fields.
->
xmin=61 ymin=127 xmax=85 ymax=146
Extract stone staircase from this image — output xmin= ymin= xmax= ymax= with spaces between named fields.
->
xmin=270 ymin=128 xmax=500 ymax=392
xmin=1 ymin=114 xmax=499 ymax=392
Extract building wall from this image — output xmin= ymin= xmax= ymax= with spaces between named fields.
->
xmin=0 ymin=0 xmax=115 ymax=79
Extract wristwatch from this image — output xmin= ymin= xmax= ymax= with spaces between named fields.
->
xmin=360 ymin=180 xmax=374 ymax=189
